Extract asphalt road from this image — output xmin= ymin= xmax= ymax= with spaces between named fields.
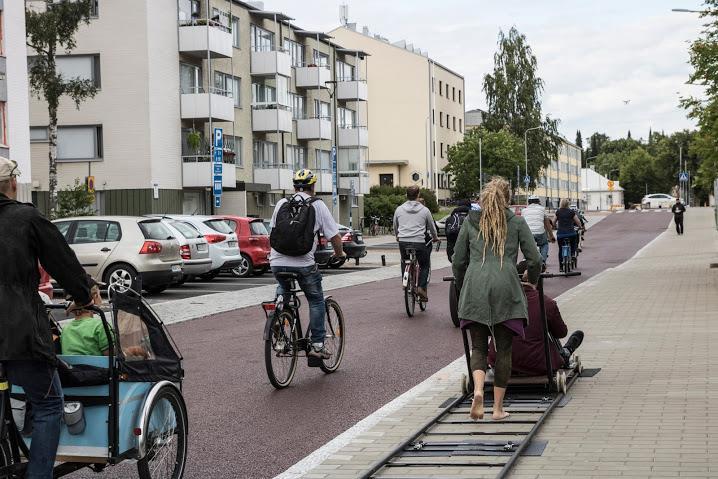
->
xmin=68 ymin=211 xmax=671 ymax=479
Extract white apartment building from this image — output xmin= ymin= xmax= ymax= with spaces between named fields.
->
xmin=1 ymin=0 xmax=32 ymax=202
xmin=27 ymin=0 xmax=368 ymax=225
xmin=329 ymin=23 xmax=464 ymax=201
xmin=581 ymin=167 xmax=624 ymax=211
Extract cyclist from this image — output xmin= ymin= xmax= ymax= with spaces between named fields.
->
xmin=445 ymin=199 xmax=471 ymax=261
xmin=0 ymin=157 xmax=94 ymax=478
xmin=522 ymin=195 xmax=554 ymax=268
xmin=555 ymin=198 xmax=583 ymax=271
xmin=268 ymin=169 xmax=346 ymax=361
xmin=393 ymin=186 xmax=438 ymax=302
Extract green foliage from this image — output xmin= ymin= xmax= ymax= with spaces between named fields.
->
xmin=363 ymin=186 xmax=439 ymax=225
xmin=56 ymin=178 xmax=95 ymax=219
xmin=444 ymin=127 xmax=524 ymax=199
xmin=187 ymin=129 xmax=202 ymax=152
xmin=482 ymin=27 xmax=560 ymax=185
xmin=617 ymin=148 xmax=659 ymax=205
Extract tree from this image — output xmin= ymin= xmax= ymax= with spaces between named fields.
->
xmin=586 ymin=132 xmax=610 ymax=160
xmin=619 ymin=147 xmax=659 ymax=205
xmin=575 ymin=130 xmax=583 ymax=148
xmin=26 ymin=0 xmax=97 ymax=219
xmin=482 ymin=27 xmax=560 ymax=187
xmin=627 ymin=130 xmax=632 ymax=140
xmin=56 ymin=178 xmax=96 ymax=218
xmin=444 ymin=127 xmax=524 ymax=199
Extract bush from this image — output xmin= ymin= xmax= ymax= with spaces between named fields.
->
xmin=363 ymin=185 xmax=439 ymax=227
xmin=56 ymin=178 xmax=95 ymax=219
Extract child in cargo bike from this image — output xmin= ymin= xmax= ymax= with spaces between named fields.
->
xmin=488 ymin=261 xmax=584 ymax=376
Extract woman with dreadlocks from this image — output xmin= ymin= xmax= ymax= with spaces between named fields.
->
xmin=452 ymin=177 xmax=541 ymax=420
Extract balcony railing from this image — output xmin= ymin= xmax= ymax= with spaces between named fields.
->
xmin=313 ymin=168 xmax=333 ymax=193
xmin=180 ymin=87 xmax=234 ymax=122
xmin=253 ymin=162 xmax=293 ymax=191
xmin=251 ymin=46 xmax=292 ymax=77
xmin=337 ymin=79 xmax=368 ymax=101
xmin=296 ymin=116 xmax=332 ymax=140
xmin=295 ymin=63 xmax=331 ymax=89
xmin=251 ymin=104 xmax=293 ymax=132
xmin=182 ymin=154 xmax=237 ymax=188
xmin=337 ymin=125 xmax=368 ymax=148
xmin=178 ymin=20 xmax=233 ymax=58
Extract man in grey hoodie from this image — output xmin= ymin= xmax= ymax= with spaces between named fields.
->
xmin=393 ymin=186 xmax=439 ymax=301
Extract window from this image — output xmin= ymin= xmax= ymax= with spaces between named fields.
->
xmin=89 ymin=0 xmax=99 ymax=18
xmin=336 ymin=60 xmax=354 ymax=81
xmin=286 ymin=145 xmax=307 ymax=170
xmin=255 ymin=192 xmax=266 ymax=207
xmin=253 ymin=140 xmax=277 ymax=167
xmin=453 ymin=117 xmax=456 ymax=131
xmin=433 ymin=141 xmax=435 ymax=157
xmin=211 ymin=7 xmax=230 ymax=29
xmin=447 ymin=115 xmax=451 ymax=129
xmin=171 ymin=221 xmax=203 ymax=239
xmin=459 ymin=119 xmax=462 ymax=132
xmin=224 ymin=135 xmax=243 ymax=167
xmin=379 ymin=174 xmax=394 ymax=187
xmin=445 ymin=83 xmax=449 ymax=97
xmin=0 ymin=11 xmax=4 ymax=55
xmin=439 ymin=80 xmax=443 ymax=96
xmin=269 ymin=193 xmax=278 ymax=207
xmin=337 ymin=107 xmax=356 ymax=128
xmin=56 ymin=55 xmax=101 ymax=88
xmin=431 ymin=77 xmax=435 ymax=92
xmin=214 ymin=71 xmax=240 ymax=107
xmin=289 ymin=93 xmax=306 ymax=119
xmin=440 ymin=142 xmax=444 ymax=158
xmin=252 ymin=82 xmax=276 ymax=104
xmin=250 ymin=24 xmax=274 ymax=52
xmin=30 ymin=126 xmax=49 ymax=142
xmin=459 ymin=90 xmax=462 ymax=104
xmin=276 ymin=76 xmax=290 ymax=107
xmin=351 ymin=195 xmax=359 ymax=207
xmin=313 ymin=50 xmax=329 ymax=67
xmin=314 ymin=99 xmax=330 ymax=119
xmin=284 ymin=38 xmax=304 ymax=67
xmin=0 ymin=103 xmax=6 ymax=146
xmin=54 ymin=221 xmax=72 ymax=239
xmin=315 ymin=149 xmax=330 ymax=170
xmin=337 ymin=148 xmax=365 ymax=172
xmin=452 ymin=87 xmax=455 ymax=101
xmin=180 ymin=63 xmax=202 ymax=93
xmin=432 ymin=109 xmax=435 ymax=124
xmin=231 ymin=16 xmax=240 ymax=48
xmin=57 ymin=126 xmax=103 ymax=161
xmin=439 ymin=112 xmax=443 ymax=127
xmin=73 ymin=220 xmax=121 ymax=244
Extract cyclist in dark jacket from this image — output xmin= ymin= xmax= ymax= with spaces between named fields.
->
xmin=445 ymin=199 xmax=471 ymax=261
xmin=0 ymin=157 xmax=92 ymax=478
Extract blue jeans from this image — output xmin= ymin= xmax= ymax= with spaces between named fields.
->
xmin=4 ymin=361 xmax=63 ymax=479
xmin=272 ymin=265 xmax=326 ymax=345
xmin=533 ymin=233 xmax=549 ymax=263
xmin=556 ymin=232 xmax=577 ymax=264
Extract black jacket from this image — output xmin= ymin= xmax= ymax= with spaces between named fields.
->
xmin=446 ymin=205 xmax=471 ymax=242
xmin=0 ymin=194 xmax=91 ymax=363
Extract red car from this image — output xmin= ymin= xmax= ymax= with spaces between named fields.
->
xmin=214 ymin=216 xmax=270 ymax=277
xmin=38 ymin=264 xmax=53 ymax=298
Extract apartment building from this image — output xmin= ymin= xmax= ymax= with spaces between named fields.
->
xmin=1 ymin=0 xmax=32 ymax=202
xmin=531 ymin=138 xmax=582 ymax=208
xmin=329 ymin=24 xmax=464 ymax=201
xmin=27 ymin=0 xmax=368 ymax=225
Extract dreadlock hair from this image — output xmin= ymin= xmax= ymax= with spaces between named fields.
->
xmin=478 ymin=177 xmax=511 ymax=268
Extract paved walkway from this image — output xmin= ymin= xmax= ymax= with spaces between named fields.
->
xmin=282 ymin=207 xmax=718 ymax=478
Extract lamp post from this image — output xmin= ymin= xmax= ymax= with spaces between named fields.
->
xmin=584 ymin=154 xmax=599 ymax=169
xmin=671 ymin=8 xmax=705 ymax=13
xmin=524 ymin=126 xmax=542 ymax=191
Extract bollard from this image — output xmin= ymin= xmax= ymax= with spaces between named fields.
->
xmin=381 ymin=255 xmax=386 ymax=266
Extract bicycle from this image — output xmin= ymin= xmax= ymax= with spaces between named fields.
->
xmin=369 ymin=216 xmax=381 ymax=236
xmin=262 ymin=257 xmax=347 ymax=389
xmin=401 ymin=240 xmax=440 ymax=317
xmin=559 ymin=236 xmax=573 ymax=273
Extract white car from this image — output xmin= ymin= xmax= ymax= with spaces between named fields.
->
xmin=148 ymin=215 xmax=241 ymax=280
xmin=641 ymin=193 xmax=677 ymax=209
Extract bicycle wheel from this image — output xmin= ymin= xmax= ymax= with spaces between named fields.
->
xmin=320 ymin=299 xmax=346 ymax=374
xmin=404 ymin=268 xmax=416 ymax=318
xmin=137 ymin=385 xmax=188 ymax=479
xmin=265 ymin=311 xmax=298 ymax=389
xmin=449 ymin=280 xmax=460 ymax=327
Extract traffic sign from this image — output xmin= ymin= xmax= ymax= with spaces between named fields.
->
xmin=214 ymin=195 xmax=221 ymax=208
xmin=213 ymin=176 xmax=222 ymax=196
xmin=607 ymin=179 xmax=614 ymax=191
xmin=523 ymin=175 xmax=531 ymax=185
xmin=679 ymin=172 xmax=688 ymax=182
xmin=85 ymin=175 xmax=95 ymax=193
xmin=213 ymin=128 xmax=223 ymax=209
xmin=214 ymin=163 xmax=223 ymax=175
xmin=213 ymin=128 xmax=223 ymax=150
xmin=331 ymin=146 xmax=338 ymax=206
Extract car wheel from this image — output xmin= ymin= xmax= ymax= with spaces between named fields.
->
xmin=104 ymin=263 xmax=139 ymax=294
xmin=231 ymin=254 xmax=254 ymax=278
xmin=199 ymin=270 xmax=220 ymax=281
xmin=145 ymin=285 xmax=168 ymax=295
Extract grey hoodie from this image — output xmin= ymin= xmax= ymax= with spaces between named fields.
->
xmin=393 ymin=200 xmax=438 ymax=243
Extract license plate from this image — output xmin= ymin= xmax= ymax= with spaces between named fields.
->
xmin=228 ymin=241 xmax=238 ymax=248
xmin=171 ymin=265 xmax=182 ymax=273
xmin=197 ymin=244 xmax=208 ymax=252
xmin=356 ymin=235 xmax=363 ymax=242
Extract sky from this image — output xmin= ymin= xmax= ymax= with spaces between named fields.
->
xmin=260 ymin=0 xmax=707 ymax=143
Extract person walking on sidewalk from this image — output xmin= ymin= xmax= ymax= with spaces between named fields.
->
xmin=452 ymin=177 xmax=541 ymax=421
xmin=394 ymin=186 xmax=439 ymax=302
xmin=672 ymin=198 xmax=686 ymax=235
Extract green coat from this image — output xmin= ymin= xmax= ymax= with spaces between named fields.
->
xmin=452 ymin=209 xmax=542 ymax=327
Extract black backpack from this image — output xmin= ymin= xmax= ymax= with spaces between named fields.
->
xmin=445 ymin=210 xmax=468 ymax=238
xmin=270 ymin=195 xmax=319 ymax=256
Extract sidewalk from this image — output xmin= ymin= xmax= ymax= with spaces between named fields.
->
xmin=281 ymin=207 xmax=718 ymax=479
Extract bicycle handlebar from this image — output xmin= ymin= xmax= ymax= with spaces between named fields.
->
xmin=541 ymin=271 xmax=581 ymax=279
xmin=442 ymin=276 xmax=454 ymax=282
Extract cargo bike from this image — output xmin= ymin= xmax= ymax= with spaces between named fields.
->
xmin=0 ymin=287 xmax=188 ymax=479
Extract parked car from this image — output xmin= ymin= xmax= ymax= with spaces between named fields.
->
xmin=214 ymin=215 xmax=270 ymax=278
xmin=641 ymin=193 xmax=677 ymax=209
xmin=147 ymin=215 xmax=241 ymax=280
xmin=161 ymin=219 xmax=212 ymax=283
xmin=52 ymin=216 xmax=183 ymax=295
xmin=315 ymin=224 xmax=366 ymax=268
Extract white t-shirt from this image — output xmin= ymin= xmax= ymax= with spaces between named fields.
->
xmin=269 ymin=193 xmax=340 ymax=268
xmin=522 ymin=204 xmax=546 ymax=235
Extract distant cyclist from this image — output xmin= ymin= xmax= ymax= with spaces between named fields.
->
xmin=445 ymin=199 xmax=471 ymax=261
xmin=269 ymin=169 xmax=346 ymax=360
xmin=522 ymin=195 xmax=554 ymax=267
xmin=394 ymin=186 xmax=439 ymax=301
xmin=555 ymin=199 xmax=583 ymax=271
xmin=672 ymin=198 xmax=686 ymax=235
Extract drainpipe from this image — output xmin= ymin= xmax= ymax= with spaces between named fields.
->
xmin=206 ymin=0 xmax=214 ymax=214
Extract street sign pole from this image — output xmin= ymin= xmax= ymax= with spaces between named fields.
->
xmin=213 ymin=128 xmax=223 ymax=210
xmin=331 ymin=145 xmax=338 ymax=221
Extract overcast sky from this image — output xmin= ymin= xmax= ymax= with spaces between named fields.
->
xmin=262 ymin=0 xmax=706 ymax=143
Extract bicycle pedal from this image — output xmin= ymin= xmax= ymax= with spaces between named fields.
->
xmin=307 ymin=356 xmax=323 ymax=368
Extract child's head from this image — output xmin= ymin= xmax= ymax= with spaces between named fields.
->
xmin=69 ymin=276 xmax=103 ymax=318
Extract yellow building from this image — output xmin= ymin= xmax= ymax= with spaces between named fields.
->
xmin=531 ymin=138 xmax=582 ymax=208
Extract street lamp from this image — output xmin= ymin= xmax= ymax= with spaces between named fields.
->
xmin=524 ymin=126 xmax=543 ymax=189
xmin=584 ymin=154 xmax=599 ymax=169
xmin=671 ymin=8 xmax=705 ymax=13
xmin=607 ymin=168 xmax=619 ymax=180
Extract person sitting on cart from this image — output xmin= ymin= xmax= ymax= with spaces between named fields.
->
xmin=488 ymin=261 xmax=584 ymax=375
xmin=60 ymin=278 xmax=111 ymax=356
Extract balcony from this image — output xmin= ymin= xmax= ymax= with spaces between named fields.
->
xmin=296 ymin=117 xmax=332 ymax=140
xmin=337 ymin=126 xmax=368 ymax=148
xmin=251 ymin=48 xmax=292 ymax=77
xmin=251 ymin=105 xmax=293 ymax=133
xmin=314 ymin=169 xmax=334 ymax=193
xmin=180 ymin=88 xmax=234 ymax=122
xmin=253 ymin=163 xmax=293 ymax=191
xmin=182 ymin=155 xmax=237 ymax=188
xmin=337 ymin=80 xmax=368 ymax=101
xmin=295 ymin=65 xmax=331 ymax=89
xmin=339 ymin=171 xmax=370 ymax=195
xmin=178 ymin=21 xmax=233 ymax=59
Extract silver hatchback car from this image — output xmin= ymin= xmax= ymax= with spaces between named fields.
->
xmin=53 ymin=216 xmax=183 ymax=294
xmin=161 ymin=219 xmax=212 ymax=283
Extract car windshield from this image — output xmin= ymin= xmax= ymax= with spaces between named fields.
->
xmin=250 ymin=221 xmax=269 ymax=236
xmin=139 ymin=220 xmax=173 ymax=240
xmin=204 ymin=219 xmax=234 ymax=234
xmin=171 ymin=221 xmax=203 ymax=239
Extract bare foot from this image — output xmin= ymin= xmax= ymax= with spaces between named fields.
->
xmin=469 ymin=393 xmax=484 ymax=420
xmin=492 ymin=411 xmax=511 ymax=421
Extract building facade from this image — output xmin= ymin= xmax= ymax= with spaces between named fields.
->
xmin=530 ymin=138 xmax=582 ymax=208
xmin=581 ymin=167 xmax=624 ymax=211
xmin=1 ymin=0 xmax=32 ymax=202
xmin=27 ymin=0 xmax=368 ymax=225
xmin=329 ymin=24 xmax=464 ymax=202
